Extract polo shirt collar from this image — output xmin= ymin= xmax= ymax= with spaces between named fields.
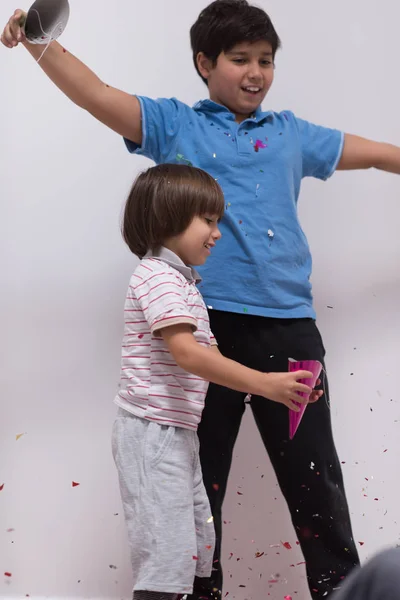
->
xmin=144 ymin=247 xmax=202 ymax=283
xmin=193 ymin=99 xmax=272 ymax=123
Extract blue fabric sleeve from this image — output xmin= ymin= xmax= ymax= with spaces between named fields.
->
xmin=293 ymin=114 xmax=345 ymax=180
xmin=124 ymin=96 xmax=185 ymax=163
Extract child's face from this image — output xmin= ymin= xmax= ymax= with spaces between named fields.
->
xmin=165 ymin=215 xmax=222 ymax=266
xmin=197 ymin=40 xmax=275 ymax=123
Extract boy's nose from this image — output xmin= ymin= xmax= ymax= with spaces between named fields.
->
xmin=213 ymin=227 xmax=222 ymax=240
xmin=247 ymin=63 xmax=262 ymax=81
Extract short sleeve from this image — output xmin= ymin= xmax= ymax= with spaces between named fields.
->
xmin=124 ymin=96 xmax=186 ymax=163
xmin=210 ymin=330 xmax=218 ymax=346
xmin=293 ymin=115 xmax=345 ymax=180
xmin=132 ymin=266 xmax=197 ymax=334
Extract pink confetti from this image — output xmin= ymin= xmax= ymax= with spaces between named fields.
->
xmin=254 ymin=139 xmax=267 ymax=152
xmin=212 ymin=483 xmax=220 ymax=491
xmin=193 ymin=556 xmax=198 ymax=561
xmin=282 ymin=541 xmax=292 ymax=550
xmin=284 ymin=596 xmax=293 ymax=600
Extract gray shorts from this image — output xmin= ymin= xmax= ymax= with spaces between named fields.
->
xmin=112 ymin=409 xmax=215 ymax=595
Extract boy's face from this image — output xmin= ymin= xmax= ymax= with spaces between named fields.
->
xmin=165 ymin=215 xmax=222 ymax=266
xmin=197 ymin=40 xmax=275 ymax=123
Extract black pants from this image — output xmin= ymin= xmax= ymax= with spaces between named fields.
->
xmin=190 ymin=311 xmax=359 ymax=600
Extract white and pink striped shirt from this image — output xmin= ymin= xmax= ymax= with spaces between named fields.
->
xmin=114 ymin=247 xmax=217 ymax=430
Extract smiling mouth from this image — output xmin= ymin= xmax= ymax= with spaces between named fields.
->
xmin=242 ymin=86 xmax=262 ymax=95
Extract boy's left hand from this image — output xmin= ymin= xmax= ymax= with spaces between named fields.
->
xmin=309 ymin=378 xmax=323 ymax=403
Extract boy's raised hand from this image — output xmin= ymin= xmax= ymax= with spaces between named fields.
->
xmin=1 ymin=9 xmax=26 ymax=48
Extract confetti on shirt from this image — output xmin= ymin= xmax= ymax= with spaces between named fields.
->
xmin=254 ymin=139 xmax=267 ymax=152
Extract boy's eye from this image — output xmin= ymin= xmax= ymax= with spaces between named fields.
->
xmin=204 ymin=217 xmax=213 ymax=224
xmin=232 ymin=58 xmax=246 ymax=64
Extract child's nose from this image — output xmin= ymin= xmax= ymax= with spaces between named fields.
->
xmin=213 ymin=227 xmax=222 ymax=240
xmin=248 ymin=62 xmax=262 ymax=80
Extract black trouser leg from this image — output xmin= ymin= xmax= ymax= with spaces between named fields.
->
xmin=189 ymin=311 xmax=359 ymax=600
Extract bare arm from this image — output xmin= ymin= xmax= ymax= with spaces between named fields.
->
xmin=160 ymin=324 xmax=318 ymax=411
xmin=337 ymin=133 xmax=400 ymax=174
xmin=1 ymin=9 xmax=142 ymax=144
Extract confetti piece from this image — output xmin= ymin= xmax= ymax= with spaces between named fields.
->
xmin=207 ymin=516 xmax=214 ymax=523
xmin=72 ymin=481 xmax=80 ymax=487
xmin=206 ymin=545 xmax=213 ymax=550
xmin=62 ymin=47 xmax=67 ymax=52
xmin=284 ymin=596 xmax=293 ymax=600
xmin=6 ymin=528 xmax=15 ymax=533
xmin=16 ymin=433 xmax=25 ymax=441
xmin=254 ymin=139 xmax=267 ymax=152
xmin=282 ymin=541 xmax=292 ymax=550
xmin=212 ymin=483 xmax=220 ymax=491
xmin=4 ymin=572 xmax=12 ymax=577
xmin=193 ymin=556 xmax=199 ymax=561
xmin=109 ymin=565 xmax=117 ymax=570
xmin=138 ymin=334 xmax=144 ymax=339
xmin=0 ymin=484 xmax=4 ymax=491
xmin=255 ymin=551 xmax=264 ymax=558
xmin=176 ymin=154 xmax=193 ymax=167
xmin=359 ymin=541 xmax=365 ymax=546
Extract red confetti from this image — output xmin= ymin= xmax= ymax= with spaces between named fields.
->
xmin=206 ymin=545 xmax=212 ymax=550
xmin=237 ymin=491 xmax=243 ymax=495
xmin=282 ymin=541 xmax=292 ymax=550
xmin=138 ymin=334 xmax=144 ymax=339
xmin=359 ymin=541 xmax=365 ymax=546
xmin=192 ymin=556 xmax=198 ymax=561
xmin=0 ymin=484 xmax=4 ymax=491
xmin=384 ymin=449 xmax=388 ymax=453
xmin=72 ymin=481 xmax=80 ymax=487
xmin=255 ymin=551 xmax=264 ymax=558
xmin=4 ymin=572 xmax=12 ymax=577
xmin=374 ymin=498 xmax=379 ymax=501
xmin=62 ymin=47 xmax=67 ymax=52
xmin=212 ymin=483 xmax=220 ymax=491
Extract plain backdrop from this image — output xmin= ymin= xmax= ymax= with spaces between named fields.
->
xmin=1 ymin=0 xmax=400 ymax=598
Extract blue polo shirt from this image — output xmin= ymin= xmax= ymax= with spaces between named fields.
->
xmin=124 ymin=97 xmax=344 ymax=319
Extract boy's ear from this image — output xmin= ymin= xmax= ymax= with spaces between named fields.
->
xmin=196 ymin=52 xmax=215 ymax=80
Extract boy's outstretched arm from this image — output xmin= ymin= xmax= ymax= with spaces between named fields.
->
xmin=160 ymin=324 xmax=323 ymax=410
xmin=338 ymin=134 xmax=400 ymax=174
xmin=1 ymin=9 xmax=142 ymax=144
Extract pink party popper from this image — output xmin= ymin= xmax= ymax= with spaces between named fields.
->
xmin=288 ymin=359 xmax=322 ymax=440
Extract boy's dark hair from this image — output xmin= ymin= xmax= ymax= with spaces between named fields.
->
xmin=123 ymin=164 xmax=225 ymax=259
xmin=190 ymin=0 xmax=281 ymax=85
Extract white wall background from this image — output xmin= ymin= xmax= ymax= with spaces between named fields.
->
xmin=1 ymin=0 xmax=400 ymax=598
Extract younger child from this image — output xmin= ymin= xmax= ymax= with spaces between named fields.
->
xmin=112 ymin=163 xmax=321 ymax=599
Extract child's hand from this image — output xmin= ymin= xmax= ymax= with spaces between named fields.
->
xmin=261 ymin=370 xmax=317 ymax=411
xmin=1 ymin=9 xmax=26 ymax=49
xmin=309 ymin=379 xmax=323 ymax=403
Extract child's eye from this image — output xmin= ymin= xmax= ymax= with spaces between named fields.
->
xmin=204 ymin=217 xmax=213 ymax=224
xmin=233 ymin=59 xmax=246 ymax=64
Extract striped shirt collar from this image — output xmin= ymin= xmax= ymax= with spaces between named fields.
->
xmin=144 ymin=247 xmax=202 ymax=284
